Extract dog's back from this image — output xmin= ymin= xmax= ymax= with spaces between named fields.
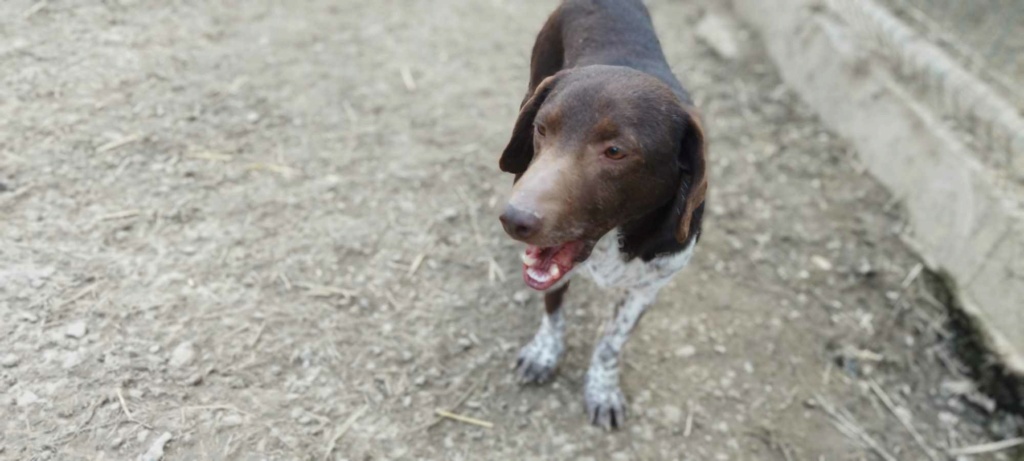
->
xmin=528 ymin=0 xmax=692 ymax=105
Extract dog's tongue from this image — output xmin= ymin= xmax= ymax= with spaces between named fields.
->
xmin=521 ymin=242 xmax=584 ymax=291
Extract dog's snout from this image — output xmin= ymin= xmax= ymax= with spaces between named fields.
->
xmin=499 ymin=205 xmax=541 ymax=240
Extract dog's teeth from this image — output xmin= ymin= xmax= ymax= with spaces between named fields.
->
xmin=522 ymin=252 xmax=538 ymax=266
xmin=527 ymin=267 xmax=550 ymax=282
xmin=549 ymin=265 xmax=560 ymax=277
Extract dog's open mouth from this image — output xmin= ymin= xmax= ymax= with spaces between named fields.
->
xmin=521 ymin=241 xmax=586 ymax=291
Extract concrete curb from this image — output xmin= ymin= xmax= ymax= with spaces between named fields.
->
xmin=732 ymin=0 xmax=1024 ymax=378
xmin=823 ymin=0 xmax=1024 ymax=180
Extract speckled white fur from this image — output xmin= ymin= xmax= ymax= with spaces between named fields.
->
xmin=583 ymin=230 xmax=696 ymax=291
xmin=515 ymin=310 xmax=565 ymax=383
xmin=519 ymin=229 xmax=697 ymax=429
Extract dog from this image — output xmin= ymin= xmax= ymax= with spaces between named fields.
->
xmin=497 ymin=0 xmax=708 ymax=429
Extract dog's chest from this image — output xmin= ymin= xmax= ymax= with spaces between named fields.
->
xmin=581 ymin=231 xmax=695 ymax=291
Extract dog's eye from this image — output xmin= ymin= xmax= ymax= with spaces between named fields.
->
xmin=604 ymin=146 xmax=626 ymax=160
xmin=535 ymin=124 xmax=547 ymax=137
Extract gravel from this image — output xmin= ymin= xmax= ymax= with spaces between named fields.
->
xmin=64 ymin=321 xmax=87 ymax=339
xmin=169 ymin=342 xmax=196 ymax=368
xmin=0 ymin=354 xmax=19 ymax=368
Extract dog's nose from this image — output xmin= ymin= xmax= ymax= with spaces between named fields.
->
xmin=499 ymin=205 xmax=541 ymax=240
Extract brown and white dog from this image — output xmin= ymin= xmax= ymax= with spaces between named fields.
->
xmin=497 ymin=0 xmax=708 ymax=429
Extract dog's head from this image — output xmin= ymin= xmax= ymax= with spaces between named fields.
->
xmin=498 ymin=66 xmax=707 ymax=290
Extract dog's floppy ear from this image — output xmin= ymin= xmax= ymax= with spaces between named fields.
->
xmin=675 ymin=108 xmax=708 ymax=243
xmin=499 ymin=74 xmax=562 ymax=177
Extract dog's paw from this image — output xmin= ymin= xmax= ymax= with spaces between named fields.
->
xmin=514 ymin=337 xmax=563 ymax=384
xmin=584 ymin=374 xmax=627 ymax=429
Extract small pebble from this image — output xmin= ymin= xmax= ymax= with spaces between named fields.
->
xmin=938 ymin=411 xmax=959 ymax=426
xmin=695 ymin=13 xmax=740 ymax=60
xmin=674 ymin=345 xmax=697 ymax=358
xmin=857 ymin=259 xmax=874 ymax=275
xmin=65 ymin=321 xmax=88 ymax=338
xmin=170 ymin=341 xmax=196 ymax=368
xmin=228 ymin=376 xmax=247 ymax=389
xmin=220 ymin=414 xmax=243 ymax=427
xmin=1 ymin=354 xmax=19 ymax=368
xmin=440 ymin=208 xmax=459 ymax=221
xmin=62 ymin=352 xmax=82 ymax=369
xmin=16 ymin=391 xmax=40 ymax=406
xmin=512 ymin=290 xmax=530 ymax=304
xmin=810 ymin=255 xmax=833 ymax=271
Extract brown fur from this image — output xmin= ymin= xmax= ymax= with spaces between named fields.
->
xmin=502 ymin=1 xmax=710 ymax=429
xmin=499 ymin=0 xmax=708 ymax=261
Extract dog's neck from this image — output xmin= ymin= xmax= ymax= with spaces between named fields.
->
xmin=617 ymin=190 xmax=703 ymax=262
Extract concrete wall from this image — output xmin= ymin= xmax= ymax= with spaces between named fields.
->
xmin=732 ymin=0 xmax=1024 ymax=377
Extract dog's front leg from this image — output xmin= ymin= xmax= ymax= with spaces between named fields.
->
xmin=515 ymin=281 xmax=570 ymax=384
xmin=584 ymin=286 xmax=660 ymax=429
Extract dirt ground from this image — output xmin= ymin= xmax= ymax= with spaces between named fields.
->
xmin=2 ymin=1 xmax=1022 ymax=460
